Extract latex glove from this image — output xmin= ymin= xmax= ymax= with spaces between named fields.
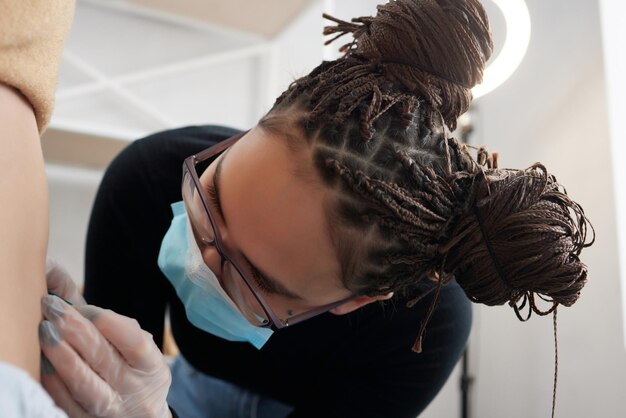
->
xmin=39 ymin=295 xmax=172 ymax=418
xmin=0 ymin=0 xmax=76 ymax=132
xmin=45 ymin=256 xmax=86 ymax=306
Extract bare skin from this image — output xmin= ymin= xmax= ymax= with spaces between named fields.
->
xmin=0 ymin=82 xmax=48 ymax=380
xmin=198 ymin=126 xmax=393 ymax=320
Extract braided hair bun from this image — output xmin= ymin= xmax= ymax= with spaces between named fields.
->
xmin=438 ymin=154 xmax=594 ymax=321
xmin=432 ymin=148 xmax=594 ymax=418
xmin=276 ymin=0 xmax=493 ymax=134
xmin=324 ymin=0 xmax=492 ymax=130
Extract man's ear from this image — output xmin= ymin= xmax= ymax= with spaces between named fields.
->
xmin=329 ymin=292 xmax=394 ymax=315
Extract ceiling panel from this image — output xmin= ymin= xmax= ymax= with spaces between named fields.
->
xmin=129 ymin=0 xmax=314 ymax=37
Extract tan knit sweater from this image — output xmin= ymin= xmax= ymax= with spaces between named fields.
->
xmin=0 ymin=0 xmax=76 ymax=133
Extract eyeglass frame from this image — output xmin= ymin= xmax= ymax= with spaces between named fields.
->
xmin=182 ymin=131 xmax=355 ymax=330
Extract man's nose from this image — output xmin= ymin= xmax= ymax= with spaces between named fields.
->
xmin=201 ymin=245 xmax=223 ymax=277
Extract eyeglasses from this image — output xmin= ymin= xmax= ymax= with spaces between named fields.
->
xmin=181 ymin=131 xmax=353 ymax=329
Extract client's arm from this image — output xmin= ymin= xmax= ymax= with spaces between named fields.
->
xmin=0 ymin=83 xmax=48 ymax=380
xmin=0 ymin=0 xmax=75 ymax=380
xmin=0 ymin=0 xmax=76 ymax=379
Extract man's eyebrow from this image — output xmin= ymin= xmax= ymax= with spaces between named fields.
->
xmin=212 ymin=149 xmax=304 ymax=301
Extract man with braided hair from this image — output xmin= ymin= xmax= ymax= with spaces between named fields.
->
xmin=38 ymin=1 xmax=593 ymax=417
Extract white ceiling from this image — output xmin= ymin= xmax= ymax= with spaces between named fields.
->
xmin=52 ymin=0 xmax=279 ymax=140
xmin=128 ymin=0 xmax=314 ymax=37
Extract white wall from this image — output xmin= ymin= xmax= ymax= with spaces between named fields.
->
xmin=470 ymin=0 xmax=625 ymax=417
xmin=599 ymin=0 xmax=626 ymax=349
xmin=47 ymin=165 xmax=102 ymax=288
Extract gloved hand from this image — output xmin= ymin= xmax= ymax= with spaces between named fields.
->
xmin=45 ymin=256 xmax=86 ymax=306
xmin=0 ymin=0 xmax=76 ymax=132
xmin=39 ymin=296 xmax=172 ymax=418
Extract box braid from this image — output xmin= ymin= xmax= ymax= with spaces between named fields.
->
xmin=260 ymin=1 xmax=594 ymax=415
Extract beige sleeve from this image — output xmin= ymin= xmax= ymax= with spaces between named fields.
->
xmin=0 ymin=0 xmax=76 ymax=133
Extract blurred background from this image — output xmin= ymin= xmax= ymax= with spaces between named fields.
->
xmin=43 ymin=0 xmax=625 ymax=417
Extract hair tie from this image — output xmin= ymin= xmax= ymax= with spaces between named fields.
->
xmin=472 ymin=205 xmax=516 ymax=290
xmin=379 ymin=59 xmax=473 ymax=89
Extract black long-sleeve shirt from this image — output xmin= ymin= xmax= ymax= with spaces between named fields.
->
xmin=84 ymin=125 xmax=472 ymax=418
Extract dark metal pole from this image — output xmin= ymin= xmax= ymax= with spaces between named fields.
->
xmin=460 ymin=347 xmax=473 ymax=418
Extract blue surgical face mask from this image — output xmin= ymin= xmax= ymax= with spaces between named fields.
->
xmin=158 ymin=201 xmax=273 ymax=349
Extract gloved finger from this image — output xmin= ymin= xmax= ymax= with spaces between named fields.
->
xmin=45 ymin=256 xmax=86 ymax=306
xmin=42 ymin=295 xmax=127 ymax=385
xmin=78 ymin=304 xmax=163 ymax=371
xmin=41 ymin=357 xmax=91 ymax=418
xmin=39 ymin=320 xmax=119 ymax=416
